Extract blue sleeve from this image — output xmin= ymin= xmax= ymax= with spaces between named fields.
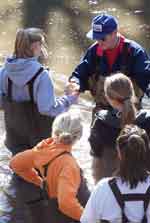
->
xmin=130 ymin=45 xmax=150 ymax=95
xmin=34 ymin=70 xmax=77 ymax=117
xmin=70 ymin=44 xmax=97 ymax=92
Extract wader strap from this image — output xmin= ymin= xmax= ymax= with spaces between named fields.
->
xmin=94 ymin=53 xmax=101 ymax=81
xmin=40 ymin=151 xmax=71 ymax=204
xmin=141 ymin=185 xmax=150 ymax=223
xmin=108 ymin=178 xmax=129 ymax=223
xmin=109 ymin=178 xmax=150 ymax=223
xmin=122 ymin=42 xmax=143 ymax=109
xmin=122 ymin=193 xmax=149 ymax=201
xmin=7 ymin=67 xmax=44 ymax=102
xmin=7 ymin=78 xmax=12 ymax=100
xmin=89 ymin=44 xmax=102 ymax=96
xmin=100 ymin=220 xmax=110 ymax=223
xmin=27 ymin=67 xmax=44 ymax=103
xmin=43 ymin=151 xmax=71 ymax=178
xmin=121 ymin=42 xmax=131 ymax=75
xmin=144 ymin=181 xmax=150 ymax=211
xmin=31 ymin=151 xmax=71 ymax=206
xmin=91 ymin=46 xmax=109 ymax=113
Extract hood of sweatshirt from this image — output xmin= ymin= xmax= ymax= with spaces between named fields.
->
xmin=2 ymin=56 xmax=42 ymax=87
xmin=33 ymin=138 xmax=72 ymax=170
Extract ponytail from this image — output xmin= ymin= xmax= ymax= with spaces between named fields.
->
xmin=104 ymin=73 xmax=137 ymax=126
xmin=59 ymin=132 xmax=73 ymax=145
xmin=121 ymin=97 xmax=136 ymax=126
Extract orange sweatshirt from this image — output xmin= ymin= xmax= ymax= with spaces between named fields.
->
xmin=10 ymin=138 xmax=83 ymax=220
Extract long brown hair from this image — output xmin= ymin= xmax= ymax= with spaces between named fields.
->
xmin=104 ymin=73 xmax=137 ymax=126
xmin=116 ymin=125 xmax=150 ymax=188
xmin=13 ymin=28 xmax=47 ymax=60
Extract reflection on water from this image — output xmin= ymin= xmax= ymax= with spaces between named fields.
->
xmin=0 ymin=135 xmax=13 ymax=222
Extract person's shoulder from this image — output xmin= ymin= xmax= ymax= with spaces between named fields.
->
xmin=95 ymin=109 xmax=121 ymax=128
xmin=41 ymin=67 xmax=51 ymax=75
xmin=90 ymin=109 xmax=121 ymax=149
xmin=0 ymin=59 xmax=7 ymax=73
xmin=97 ymin=177 xmax=111 ymax=185
xmin=136 ymin=109 xmax=150 ymax=133
xmin=125 ymin=38 xmax=146 ymax=53
xmin=86 ymin=42 xmax=99 ymax=55
xmin=0 ymin=66 xmax=5 ymax=74
xmin=56 ymin=151 xmax=79 ymax=170
xmin=36 ymin=67 xmax=52 ymax=82
xmin=59 ymin=153 xmax=81 ymax=179
xmin=88 ymin=42 xmax=99 ymax=50
xmin=136 ymin=109 xmax=150 ymax=122
xmin=94 ymin=177 xmax=113 ymax=194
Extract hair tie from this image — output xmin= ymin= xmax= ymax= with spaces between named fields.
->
xmin=123 ymin=97 xmax=131 ymax=102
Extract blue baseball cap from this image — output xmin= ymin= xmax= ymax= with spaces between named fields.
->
xmin=86 ymin=14 xmax=118 ymax=40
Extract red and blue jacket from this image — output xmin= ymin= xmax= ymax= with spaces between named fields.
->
xmin=70 ymin=35 xmax=150 ymax=96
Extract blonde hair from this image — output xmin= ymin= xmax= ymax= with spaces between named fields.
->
xmin=104 ymin=73 xmax=136 ymax=126
xmin=52 ymin=112 xmax=83 ymax=145
xmin=13 ymin=28 xmax=47 ymax=60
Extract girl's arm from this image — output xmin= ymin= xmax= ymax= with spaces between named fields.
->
xmin=56 ymin=159 xmax=83 ymax=221
xmin=35 ymin=70 xmax=78 ymax=117
xmin=10 ymin=149 xmax=42 ymax=186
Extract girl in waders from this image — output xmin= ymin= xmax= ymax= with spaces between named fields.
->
xmin=10 ymin=111 xmax=90 ymax=223
xmin=81 ymin=125 xmax=150 ymax=223
xmin=89 ymin=73 xmax=150 ymax=183
xmin=1 ymin=28 xmax=78 ymax=223
xmin=0 ymin=28 xmax=78 ymax=155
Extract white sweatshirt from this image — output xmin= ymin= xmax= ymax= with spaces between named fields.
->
xmin=81 ymin=176 xmax=150 ymax=223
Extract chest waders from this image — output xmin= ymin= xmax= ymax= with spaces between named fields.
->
xmin=88 ymin=43 xmax=144 ymax=119
xmin=100 ymin=178 xmax=150 ymax=223
xmin=2 ymin=67 xmax=54 ymax=155
xmin=28 ymin=151 xmax=90 ymax=223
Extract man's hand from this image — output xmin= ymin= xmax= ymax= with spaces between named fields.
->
xmin=65 ymin=82 xmax=80 ymax=96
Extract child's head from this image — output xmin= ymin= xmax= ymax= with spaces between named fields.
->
xmin=117 ymin=124 xmax=150 ymax=188
xmin=52 ymin=112 xmax=83 ymax=145
xmin=104 ymin=73 xmax=136 ymax=126
xmin=13 ymin=28 xmax=48 ymax=60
